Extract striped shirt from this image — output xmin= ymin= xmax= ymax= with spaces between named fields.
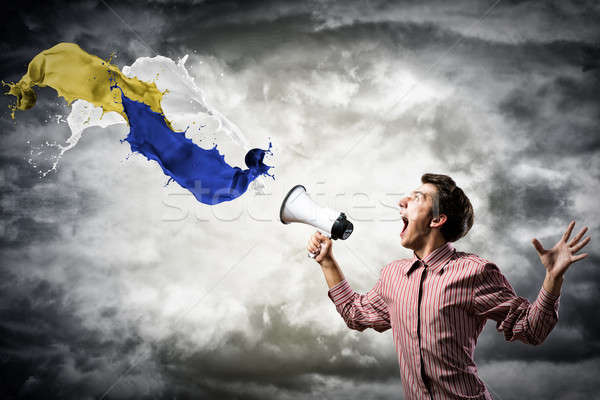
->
xmin=328 ymin=242 xmax=560 ymax=400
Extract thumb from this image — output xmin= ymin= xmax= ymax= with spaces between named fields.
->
xmin=531 ymin=238 xmax=545 ymax=255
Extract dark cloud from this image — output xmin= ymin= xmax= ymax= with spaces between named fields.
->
xmin=499 ymin=73 xmax=600 ymax=157
xmin=0 ymin=0 xmax=164 ymax=82
xmin=0 ymin=265 xmax=146 ymax=400
xmin=155 ymin=304 xmax=398 ymax=399
xmin=487 ymin=167 xmax=574 ymax=224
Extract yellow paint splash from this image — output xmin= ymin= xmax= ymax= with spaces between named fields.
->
xmin=3 ymin=42 xmax=165 ymax=121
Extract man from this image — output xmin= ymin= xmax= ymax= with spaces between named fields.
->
xmin=307 ymin=173 xmax=591 ymax=400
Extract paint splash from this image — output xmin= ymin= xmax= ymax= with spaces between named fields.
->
xmin=119 ymin=87 xmax=272 ymax=205
xmin=4 ymin=42 xmax=273 ymax=204
xmin=4 ymin=42 xmax=165 ymax=120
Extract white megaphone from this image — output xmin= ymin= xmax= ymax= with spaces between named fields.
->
xmin=280 ymin=185 xmax=354 ymax=258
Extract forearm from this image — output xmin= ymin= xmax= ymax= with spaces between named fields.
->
xmin=320 ymin=256 xmax=345 ymax=289
xmin=523 ymin=274 xmax=561 ymax=344
xmin=474 ymin=263 xmax=560 ymax=345
xmin=325 ymin=268 xmax=392 ymax=333
xmin=542 ymin=271 xmax=564 ymax=296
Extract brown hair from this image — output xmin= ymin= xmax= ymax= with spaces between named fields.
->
xmin=421 ymin=173 xmax=474 ymax=242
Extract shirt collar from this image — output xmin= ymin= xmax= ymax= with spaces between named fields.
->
xmin=404 ymin=242 xmax=456 ymax=276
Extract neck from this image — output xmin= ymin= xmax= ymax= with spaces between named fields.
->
xmin=414 ymin=234 xmax=447 ymax=260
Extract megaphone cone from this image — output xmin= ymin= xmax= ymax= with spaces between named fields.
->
xmin=280 ymin=185 xmax=353 ymax=240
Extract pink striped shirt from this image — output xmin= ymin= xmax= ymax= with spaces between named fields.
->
xmin=328 ymin=242 xmax=560 ymax=400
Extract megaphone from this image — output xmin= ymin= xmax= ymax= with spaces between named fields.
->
xmin=280 ymin=185 xmax=354 ymax=257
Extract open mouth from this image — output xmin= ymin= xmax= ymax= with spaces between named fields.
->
xmin=401 ymin=216 xmax=409 ymax=237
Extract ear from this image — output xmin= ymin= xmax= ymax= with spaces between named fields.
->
xmin=430 ymin=214 xmax=447 ymax=229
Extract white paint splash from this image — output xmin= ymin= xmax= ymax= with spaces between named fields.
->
xmin=37 ymin=54 xmax=257 ymax=184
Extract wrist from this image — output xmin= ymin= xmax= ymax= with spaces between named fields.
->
xmin=319 ymin=256 xmax=344 ymax=289
xmin=543 ymin=271 xmax=563 ymax=296
xmin=545 ymin=270 xmax=564 ymax=282
xmin=319 ymin=256 xmax=336 ymax=270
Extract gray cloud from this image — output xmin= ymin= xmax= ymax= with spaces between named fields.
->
xmin=154 ymin=304 xmax=398 ymax=398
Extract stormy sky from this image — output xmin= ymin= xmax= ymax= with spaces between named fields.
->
xmin=1 ymin=1 xmax=599 ymax=399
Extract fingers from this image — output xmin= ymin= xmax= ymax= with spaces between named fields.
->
xmin=568 ymin=226 xmax=588 ymax=246
xmin=572 ymin=253 xmax=589 ymax=262
xmin=315 ymin=241 xmax=329 ymax=263
xmin=313 ymin=231 xmax=330 ymax=244
xmin=310 ymin=236 xmax=321 ymax=247
xmin=307 ymin=232 xmax=321 ymax=254
xmin=307 ymin=242 xmax=320 ymax=254
xmin=562 ymin=221 xmax=576 ymax=242
xmin=308 ymin=231 xmax=330 ymax=256
xmin=571 ymin=236 xmax=591 ymax=253
xmin=316 ymin=231 xmax=329 ymax=240
xmin=531 ymin=238 xmax=546 ymax=255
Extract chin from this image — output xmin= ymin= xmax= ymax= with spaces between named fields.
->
xmin=400 ymin=235 xmax=413 ymax=249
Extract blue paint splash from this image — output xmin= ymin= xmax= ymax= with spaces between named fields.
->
xmin=117 ymin=88 xmax=273 ymax=205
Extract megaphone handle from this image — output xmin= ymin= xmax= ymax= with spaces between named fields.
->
xmin=308 ymin=231 xmax=331 ymax=258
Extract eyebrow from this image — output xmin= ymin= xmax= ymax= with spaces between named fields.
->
xmin=412 ymin=190 xmax=436 ymax=202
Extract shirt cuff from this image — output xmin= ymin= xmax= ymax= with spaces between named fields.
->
xmin=328 ymin=279 xmax=355 ymax=307
xmin=534 ymin=286 xmax=560 ymax=315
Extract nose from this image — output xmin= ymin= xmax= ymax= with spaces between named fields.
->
xmin=398 ymin=196 xmax=408 ymax=209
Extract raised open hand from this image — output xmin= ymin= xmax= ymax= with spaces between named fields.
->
xmin=532 ymin=221 xmax=591 ymax=280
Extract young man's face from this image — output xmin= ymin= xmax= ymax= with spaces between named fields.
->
xmin=398 ymin=183 xmax=439 ymax=250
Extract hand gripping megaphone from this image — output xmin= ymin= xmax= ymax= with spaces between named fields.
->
xmin=280 ymin=185 xmax=354 ymax=257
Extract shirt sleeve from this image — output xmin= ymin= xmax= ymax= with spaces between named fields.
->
xmin=328 ymin=277 xmax=391 ymax=333
xmin=472 ymin=262 xmax=560 ymax=345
